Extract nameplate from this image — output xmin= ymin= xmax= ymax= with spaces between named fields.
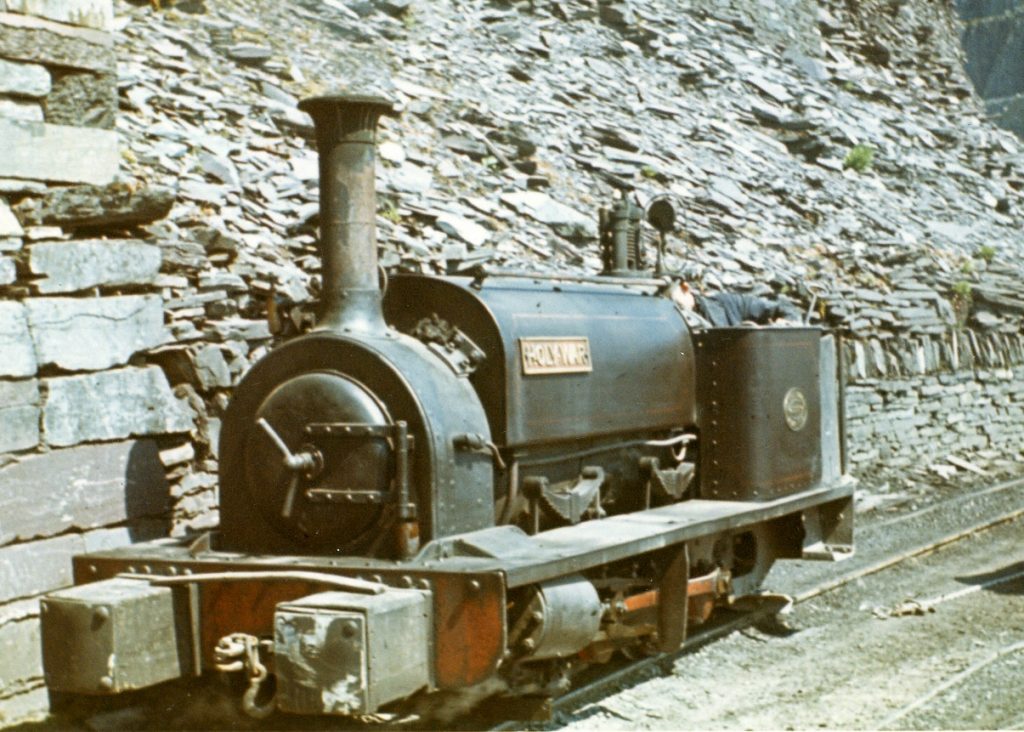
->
xmin=520 ymin=337 xmax=592 ymax=375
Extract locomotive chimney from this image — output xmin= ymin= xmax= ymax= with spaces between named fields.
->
xmin=298 ymin=94 xmax=395 ymax=334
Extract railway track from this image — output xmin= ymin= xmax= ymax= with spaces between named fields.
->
xmin=488 ymin=475 xmax=1024 ymax=729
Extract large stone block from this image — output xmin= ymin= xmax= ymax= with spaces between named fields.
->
xmin=12 ymin=183 xmax=176 ymax=229
xmin=0 ymin=199 xmax=24 ymax=238
xmin=0 ymin=119 xmax=118 ymax=186
xmin=44 ymin=69 xmax=116 ymax=129
xmin=0 ymin=256 xmax=14 ymax=285
xmin=0 ymin=98 xmax=43 ymax=122
xmin=0 ymin=379 xmax=39 ymax=453
xmin=0 ymin=302 xmax=37 ymax=377
xmin=0 ymin=440 xmax=168 ymax=545
xmin=0 ymin=533 xmax=80 ymax=604
xmin=0 ymin=12 xmax=113 ymax=72
xmin=0 ymin=686 xmax=48 ymax=727
xmin=0 ymin=524 xmax=164 ymax=605
xmin=28 ymin=240 xmax=161 ymax=294
xmin=0 ymin=58 xmax=50 ymax=97
xmin=0 ymin=612 xmax=41 ymax=699
xmin=43 ymin=366 xmax=195 ymax=447
xmin=4 ymin=0 xmax=113 ymax=31
xmin=26 ymin=295 xmax=166 ymax=371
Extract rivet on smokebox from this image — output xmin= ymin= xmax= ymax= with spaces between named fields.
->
xmin=93 ymin=606 xmax=111 ymax=624
xmin=469 ymin=580 xmax=482 ymax=593
xmin=99 ymin=676 xmax=114 ymax=691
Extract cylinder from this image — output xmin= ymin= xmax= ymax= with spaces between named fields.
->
xmin=523 ymin=575 xmax=602 ymax=659
xmin=297 ymin=94 xmax=395 ymax=333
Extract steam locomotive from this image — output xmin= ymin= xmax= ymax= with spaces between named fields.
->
xmin=38 ymin=95 xmax=854 ymax=721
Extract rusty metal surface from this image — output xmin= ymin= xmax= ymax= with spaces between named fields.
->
xmin=275 ymin=589 xmax=431 ymax=714
xmin=73 ymin=553 xmax=505 ymax=691
xmin=695 ymin=327 xmax=825 ymax=501
xmin=297 ymin=95 xmax=394 ymax=334
xmin=384 ymin=274 xmax=697 ymax=447
xmin=429 ymin=573 xmax=506 ymax=688
xmin=656 ymin=545 xmax=689 ymax=652
xmin=200 ymin=579 xmax=323 ymax=667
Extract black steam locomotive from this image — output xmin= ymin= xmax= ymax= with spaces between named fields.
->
xmin=39 ymin=96 xmax=854 ymax=720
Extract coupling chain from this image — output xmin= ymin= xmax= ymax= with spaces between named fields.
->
xmin=213 ymin=633 xmax=275 ymax=719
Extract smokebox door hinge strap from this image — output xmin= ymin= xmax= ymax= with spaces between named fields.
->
xmin=303 ymin=421 xmax=416 ymax=510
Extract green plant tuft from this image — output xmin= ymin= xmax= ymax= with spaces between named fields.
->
xmin=380 ymin=200 xmax=401 ymax=224
xmin=640 ymin=165 xmax=659 ymax=180
xmin=951 ymin=280 xmax=973 ymax=330
xmin=952 ymin=280 xmax=972 ymax=297
xmin=977 ymin=244 xmax=996 ymax=263
xmin=843 ymin=144 xmax=874 ymax=172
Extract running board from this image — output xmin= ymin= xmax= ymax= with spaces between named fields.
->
xmin=420 ymin=476 xmax=857 ymax=588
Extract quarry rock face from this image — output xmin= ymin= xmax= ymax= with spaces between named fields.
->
xmin=956 ymin=0 xmax=1024 ymax=139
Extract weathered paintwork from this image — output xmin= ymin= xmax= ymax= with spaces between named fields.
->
xmin=384 ymin=274 xmax=697 ymax=447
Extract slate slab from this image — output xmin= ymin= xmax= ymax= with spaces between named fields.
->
xmin=0 ymin=119 xmax=118 ymax=186
xmin=0 ymin=11 xmax=114 ymax=72
xmin=45 ymin=69 xmax=117 ymax=130
xmin=28 ymin=240 xmax=161 ymax=294
xmin=0 ymin=200 xmax=24 ymax=238
xmin=12 ymin=184 xmax=175 ymax=229
xmin=0 ymin=302 xmax=37 ymax=377
xmin=4 ymin=0 xmax=113 ymax=31
xmin=0 ymin=379 xmax=39 ymax=454
xmin=0 ymin=58 xmax=50 ymax=97
xmin=26 ymin=295 xmax=166 ymax=371
xmin=0 ymin=439 xmax=168 ymax=545
xmin=0 ymin=612 xmax=41 ymax=700
xmin=42 ymin=366 xmax=195 ymax=446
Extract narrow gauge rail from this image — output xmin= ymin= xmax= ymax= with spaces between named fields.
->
xmin=488 ymin=477 xmax=1024 ymax=728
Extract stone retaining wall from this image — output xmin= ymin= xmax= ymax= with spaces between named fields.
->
xmin=0 ymin=1 xmax=203 ymax=723
xmin=844 ymin=332 xmax=1024 ymax=473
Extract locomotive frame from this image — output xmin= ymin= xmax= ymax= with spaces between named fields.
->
xmin=38 ymin=94 xmax=855 ymax=721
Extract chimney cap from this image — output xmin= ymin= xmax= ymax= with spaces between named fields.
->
xmin=298 ymin=94 xmax=397 ymax=116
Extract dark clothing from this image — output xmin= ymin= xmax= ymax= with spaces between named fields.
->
xmin=695 ymin=292 xmax=802 ymax=327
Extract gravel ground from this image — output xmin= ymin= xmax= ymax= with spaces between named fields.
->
xmin=11 ymin=478 xmax=1024 ymax=731
xmin=553 ymin=497 xmax=1024 ymax=731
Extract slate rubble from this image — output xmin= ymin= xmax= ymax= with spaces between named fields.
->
xmin=97 ymin=0 xmax=1019 ymax=331
xmin=5 ymin=0 xmax=1021 ymax=507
